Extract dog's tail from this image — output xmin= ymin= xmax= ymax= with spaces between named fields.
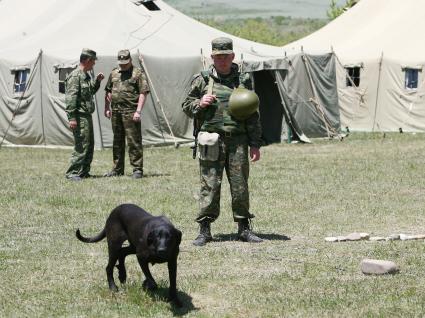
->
xmin=76 ymin=228 xmax=106 ymax=243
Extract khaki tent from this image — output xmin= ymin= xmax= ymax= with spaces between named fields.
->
xmin=283 ymin=0 xmax=425 ymax=132
xmin=0 ymin=0 xmax=340 ymax=148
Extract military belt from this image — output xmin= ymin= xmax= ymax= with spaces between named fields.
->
xmin=217 ymin=131 xmax=243 ymax=138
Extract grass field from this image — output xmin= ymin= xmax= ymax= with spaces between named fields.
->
xmin=2 ymin=133 xmax=425 ymax=317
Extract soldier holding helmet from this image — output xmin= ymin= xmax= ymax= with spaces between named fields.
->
xmin=182 ymin=37 xmax=263 ymax=246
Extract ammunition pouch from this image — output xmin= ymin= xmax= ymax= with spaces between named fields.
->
xmin=197 ymin=131 xmax=220 ymax=161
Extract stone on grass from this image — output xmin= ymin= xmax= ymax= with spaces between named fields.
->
xmin=361 ymin=259 xmax=399 ymax=275
xmin=400 ymin=234 xmax=425 ymax=241
xmin=325 ymin=237 xmax=339 ymax=242
xmin=369 ymin=236 xmax=386 ymax=241
xmin=386 ymin=234 xmax=400 ymax=241
xmin=346 ymin=232 xmax=370 ymax=241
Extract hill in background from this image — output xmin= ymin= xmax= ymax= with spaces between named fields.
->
xmin=163 ymin=0 xmax=340 ymax=46
xmin=163 ymin=0 xmax=345 ymax=19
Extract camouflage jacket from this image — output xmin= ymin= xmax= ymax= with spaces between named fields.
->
xmin=182 ymin=64 xmax=262 ymax=148
xmin=104 ymin=66 xmax=150 ymax=113
xmin=65 ymin=68 xmax=101 ymax=121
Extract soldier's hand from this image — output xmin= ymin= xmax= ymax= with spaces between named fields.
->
xmin=104 ymin=108 xmax=111 ymax=119
xmin=133 ymin=112 xmax=141 ymax=122
xmin=96 ymin=73 xmax=105 ymax=81
xmin=69 ymin=119 xmax=77 ymax=130
xmin=200 ymin=94 xmax=216 ymax=108
xmin=249 ymin=147 xmax=260 ymax=162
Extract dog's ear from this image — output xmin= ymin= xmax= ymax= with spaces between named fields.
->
xmin=147 ymin=231 xmax=155 ymax=247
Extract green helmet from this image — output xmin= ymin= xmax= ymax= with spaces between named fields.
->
xmin=228 ymin=88 xmax=259 ymax=120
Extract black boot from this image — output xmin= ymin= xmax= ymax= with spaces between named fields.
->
xmin=193 ymin=220 xmax=212 ymax=246
xmin=238 ymin=219 xmax=263 ymax=243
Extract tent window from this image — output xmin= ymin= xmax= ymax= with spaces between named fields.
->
xmin=345 ymin=67 xmax=360 ymax=87
xmin=13 ymin=69 xmax=29 ymax=93
xmin=58 ymin=67 xmax=77 ymax=94
xmin=133 ymin=0 xmax=160 ymax=11
xmin=404 ymin=68 xmax=419 ymax=89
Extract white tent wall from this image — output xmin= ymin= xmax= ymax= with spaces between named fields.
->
xmin=283 ymin=0 xmax=425 ymax=133
xmin=0 ymin=55 xmax=44 ymax=145
xmin=335 ymin=58 xmax=382 ymax=132
xmin=374 ymin=59 xmax=425 ymax=132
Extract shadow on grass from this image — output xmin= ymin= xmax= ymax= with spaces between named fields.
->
xmin=213 ymin=233 xmax=291 ymax=242
xmin=145 ymin=287 xmax=198 ymax=316
xmin=85 ymin=172 xmax=171 ymax=179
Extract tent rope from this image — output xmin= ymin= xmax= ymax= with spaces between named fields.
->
xmin=138 ymin=54 xmax=179 ymax=147
xmin=0 ymin=51 xmax=42 ymax=148
xmin=283 ymin=55 xmax=341 ymax=139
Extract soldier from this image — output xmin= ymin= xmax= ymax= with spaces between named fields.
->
xmin=104 ymin=49 xmax=150 ymax=179
xmin=182 ymin=37 xmax=263 ymax=246
xmin=65 ymin=48 xmax=104 ymax=181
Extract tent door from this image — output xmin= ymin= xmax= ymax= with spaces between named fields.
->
xmin=253 ymin=70 xmax=284 ymax=145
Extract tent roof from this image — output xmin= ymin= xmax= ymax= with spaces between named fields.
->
xmin=0 ymin=0 xmax=285 ymax=67
xmin=282 ymin=0 xmax=425 ymax=64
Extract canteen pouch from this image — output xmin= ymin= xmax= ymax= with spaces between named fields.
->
xmin=197 ymin=131 xmax=220 ymax=161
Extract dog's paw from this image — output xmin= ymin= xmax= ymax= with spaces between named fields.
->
xmin=109 ymin=284 xmax=119 ymax=292
xmin=142 ymin=279 xmax=158 ymax=291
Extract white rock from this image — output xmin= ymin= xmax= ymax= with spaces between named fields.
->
xmin=400 ymin=234 xmax=412 ymax=241
xmin=346 ymin=233 xmax=361 ymax=241
xmin=337 ymin=236 xmax=347 ymax=242
xmin=325 ymin=237 xmax=338 ymax=242
xmin=346 ymin=232 xmax=370 ymax=241
xmin=411 ymin=234 xmax=425 ymax=240
xmin=386 ymin=234 xmax=400 ymax=241
xmin=359 ymin=233 xmax=370 ymax=239
xmin=361 ymin=259 xmax=399 ymax=275
xmin=369 ymin=236 xmax=386 ymax=241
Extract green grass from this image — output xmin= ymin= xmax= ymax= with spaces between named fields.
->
xmin=2 ymin=132 xmax=425 ymax=317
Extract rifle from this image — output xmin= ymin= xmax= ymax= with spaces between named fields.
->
xmin=191 ymin=117 xmax=201 ymax=159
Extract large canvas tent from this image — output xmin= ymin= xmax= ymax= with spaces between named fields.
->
xmin=0 ymin=0 xmax=340 ymax=148
xmin=283 ymin=0 xmax=425 ymax=132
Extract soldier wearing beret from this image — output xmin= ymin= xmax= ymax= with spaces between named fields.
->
xmin=103 ymin=50 xmax=150 ymax=179
xmin=182 ymin=37 xmax=263 ymax=246
xmin=65 ymin=48 xmax=105 ymax=181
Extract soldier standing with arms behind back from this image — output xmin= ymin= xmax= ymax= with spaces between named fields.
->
xmin=104 ymin=50 xmax=150 ymax=179
xmin=182 ymin=37 xmax=263 ymax=246
xmin=65 ymin=48 xmax=104 ymax=181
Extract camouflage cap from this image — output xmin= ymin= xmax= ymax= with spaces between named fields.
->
xmin=211 ymin=37 xmax=233 ymax=56
xmin=81 ymin=48 xmax=97 ymax=60
xmin=117 ymin=49 xmax=131 ymax=65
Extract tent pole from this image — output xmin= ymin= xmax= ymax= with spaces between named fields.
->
xmin=372 ymin=52 xmax=384 ymax=132
xmin=90 ymin=69 xmax=104 ymax=150
xmin=39 ymin=50 xmax=46 ymax=146
xmin=138 ymin=51 xmax=179 ymax=147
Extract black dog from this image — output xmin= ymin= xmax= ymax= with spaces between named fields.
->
xmin=76 ymin=204 xmax=182 ymax=307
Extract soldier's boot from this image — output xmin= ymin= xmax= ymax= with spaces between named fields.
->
xmin=238 ymin=219 xmax=263 ymax=243
xmin=193 ymin=220 xmax=212 ymax=246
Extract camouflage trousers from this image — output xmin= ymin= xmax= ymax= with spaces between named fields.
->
xmin=66 ymin=114 xmax=94 ymax=178
xmin=196 ymin=134 xmax=254 ymax=223
xmin=111 ymin=111 xmax=143 ymax=174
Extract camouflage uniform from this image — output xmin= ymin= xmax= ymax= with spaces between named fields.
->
xmin=104 ymin=66 xmax=149 ymax=175
xmin=65 ymin=68 xmax=101 ymax=178
xmin=182 ymin=63 xmax=262 ymax=223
